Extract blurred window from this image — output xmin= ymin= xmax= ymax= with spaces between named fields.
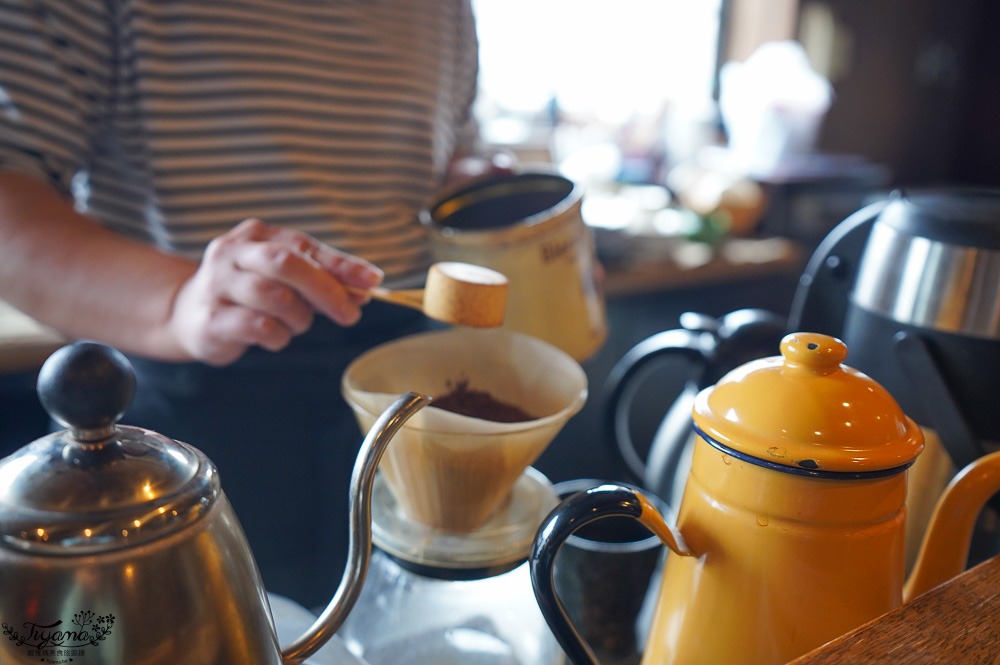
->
xmin=472 ymin=0 xmax=725 ymax=183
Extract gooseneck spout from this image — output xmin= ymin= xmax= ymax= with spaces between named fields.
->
xmin=905 ymin=450 xmax=1000 ymax=602
xmin=280 ymin=392 xmax=432 ymax=664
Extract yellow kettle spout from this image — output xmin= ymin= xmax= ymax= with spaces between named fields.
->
xmin=905 ymin=450 xmax=1000 ymax=601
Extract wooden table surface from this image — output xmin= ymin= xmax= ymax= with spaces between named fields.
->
xmin=0 ymin=299 xmax=65 ymax=374
xmin=790 ymin=553 xmax=1000 ymax=664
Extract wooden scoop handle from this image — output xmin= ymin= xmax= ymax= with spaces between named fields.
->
xmin=344 ymin=262 xmax=508 ymax=327
xmin=360 ymin=286 xmax=426 ymax=310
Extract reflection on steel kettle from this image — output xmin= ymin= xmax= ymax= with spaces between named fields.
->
xmin=788 ymin=187 xmax=1000 ymax=568
xmin=604 ymin=308 xmax=785 ymax=508
xmin=0 ymin=341 xmax=430 ymax=665
xmin=532 ymin=333 xmax=1000 ymax=665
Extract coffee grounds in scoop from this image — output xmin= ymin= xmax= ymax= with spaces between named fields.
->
xmin=433 ymin=381 xmax=535 ymax=423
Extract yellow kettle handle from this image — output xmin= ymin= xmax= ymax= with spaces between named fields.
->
xmin=906 ymin=450 xmax=1000 ymax=601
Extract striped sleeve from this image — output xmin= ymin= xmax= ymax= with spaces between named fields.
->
xmin=0 ymin=0 xmax=112 ymax=195
xmin=1 ymin=0 xmax=480 ymax=284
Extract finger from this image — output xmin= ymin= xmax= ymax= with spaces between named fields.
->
xmin=223 ymin=220 xmax=380 ymax=324
xmin=206 ymin=302 xmax=295 ymax=354
xmin=223 ymin=272 xmax=315 ymax=335
xmin=307 ymin=244 xmax=383 ymax=290
xmin=260 ymin=225 xmax=384 ymax=289
xmin=201 ymin=219 xmax=271 ymax=277
xmin=232 ymin=241 xmax=363 ymax=326
xmin=303 ymin=245 xmax=385 ymax=310
xmin=229 ymin=218 xmax=271 ymax=241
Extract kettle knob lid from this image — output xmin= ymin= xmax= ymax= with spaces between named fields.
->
xmin=1 ymin=342 xmax=218 ymax=555
xmin=779 ymin=333 xmax=848 ymax=375
xmin=693 ymin=332 xmax=924 ymax=474
xmin=37 ymin=341 xmax=136 ymax=441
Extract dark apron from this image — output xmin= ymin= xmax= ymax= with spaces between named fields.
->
xmin=124 ymin=302 xmax=431 ymax=608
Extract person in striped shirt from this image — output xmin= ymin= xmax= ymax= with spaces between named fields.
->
xmin=0 ymin=0 xmax=496 ymax=607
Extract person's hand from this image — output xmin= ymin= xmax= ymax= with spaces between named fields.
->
xmin=169 ymin=219 xmax=383 ymax=366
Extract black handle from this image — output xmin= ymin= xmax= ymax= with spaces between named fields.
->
xmin=531 ymin=484 xmax=692 ymax=665
xmin=787 ymin=197 xmax=890 ymax=335
xmin=894 ymin=331 xmax=981 ymax=468
xmin=603 ymin=328 xmax=712 ymax=482
xmin=713 ymin=308 xmax=787 ymax=380
xmin=530 ymin=485 xmax=647 ymax=665
xmin=36 ymin=341 xmax=136 ymax=439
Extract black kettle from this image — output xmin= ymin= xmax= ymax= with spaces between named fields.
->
xmin=789 ymin=188 xmax=1000 ymax=468
xmin=789 ymin=188 xmax=1000 ymax=565
xmin=603 ymin=308 xmax=786 ymax=508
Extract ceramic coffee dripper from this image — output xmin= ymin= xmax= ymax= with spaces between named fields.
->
xmin=0 ymin=341 xmax=431 ymax=665
xmin=341 ymin=327 xmax=587 ymax=531
xmin=531 ymin=332 xmax=1000 ymax=665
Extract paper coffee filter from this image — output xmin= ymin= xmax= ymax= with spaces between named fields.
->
xmin=342 ymin=328 xmax=587 ymax=531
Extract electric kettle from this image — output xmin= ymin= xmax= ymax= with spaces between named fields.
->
xmin=0 ymin=341 xmax=430 ymax=665
xmin=531 ymin=332 xmax=1000 ymax=665
xmin=788 ymin=187 xmax=1000 ymax=564
xmin=789 ymin=187 xmax=1000 ymax=466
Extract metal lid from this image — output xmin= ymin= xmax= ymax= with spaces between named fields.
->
xmin=879 ymin=187 xmax=1000 ymax=250
xmin=692 ymin=332 xmax=924 ymax=475
xmin=0 ymin=342 xmax=217 ymax=554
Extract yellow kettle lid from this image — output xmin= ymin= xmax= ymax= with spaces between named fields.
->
xmin=692 ymin=332 xmax=923 ymax=474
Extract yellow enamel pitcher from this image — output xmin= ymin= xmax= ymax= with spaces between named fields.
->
xmin=531 ymin=332 xmax=1000 ymax=665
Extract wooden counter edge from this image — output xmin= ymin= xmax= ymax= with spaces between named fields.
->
xmin=0 ymin=299 xmax=66 ymax=374
xmin=789 ymin=554 xmax=1000 ymax=664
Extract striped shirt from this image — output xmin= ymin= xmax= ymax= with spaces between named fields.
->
xmin=0 ymin=0 xmax=480 ymax=285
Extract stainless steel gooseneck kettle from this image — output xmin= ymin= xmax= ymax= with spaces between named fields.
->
xmin=0 ymin=341 xmax=430 ymax=665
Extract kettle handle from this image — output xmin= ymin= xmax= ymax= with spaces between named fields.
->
xmin=893 ymin=331 xmax=981 ymax=469
xmin=905 ymin=450 xmax=1000 ymax=601
xmin=603 ymin=328 xmax=712 ymax=483
xmin=787 ymin=197 xmax=890 ymax=334
xmin=280 ymin=392 xmax=432 ymax=664
xmin=530 ymin=485 xmax=693 ymax=665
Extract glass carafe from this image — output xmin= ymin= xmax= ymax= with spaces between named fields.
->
xmin=338 ymin=468 xmax=565 ymax=665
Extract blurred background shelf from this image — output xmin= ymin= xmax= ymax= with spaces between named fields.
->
xmin=603 ymin=236 xmax=804 ymax=297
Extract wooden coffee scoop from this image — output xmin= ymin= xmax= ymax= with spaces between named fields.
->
xmin=348 ymin=262 xmax=509 ymax=327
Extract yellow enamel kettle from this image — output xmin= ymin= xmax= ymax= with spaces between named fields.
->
xmin=531 ymin=332 xmax=1000 ymax=665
